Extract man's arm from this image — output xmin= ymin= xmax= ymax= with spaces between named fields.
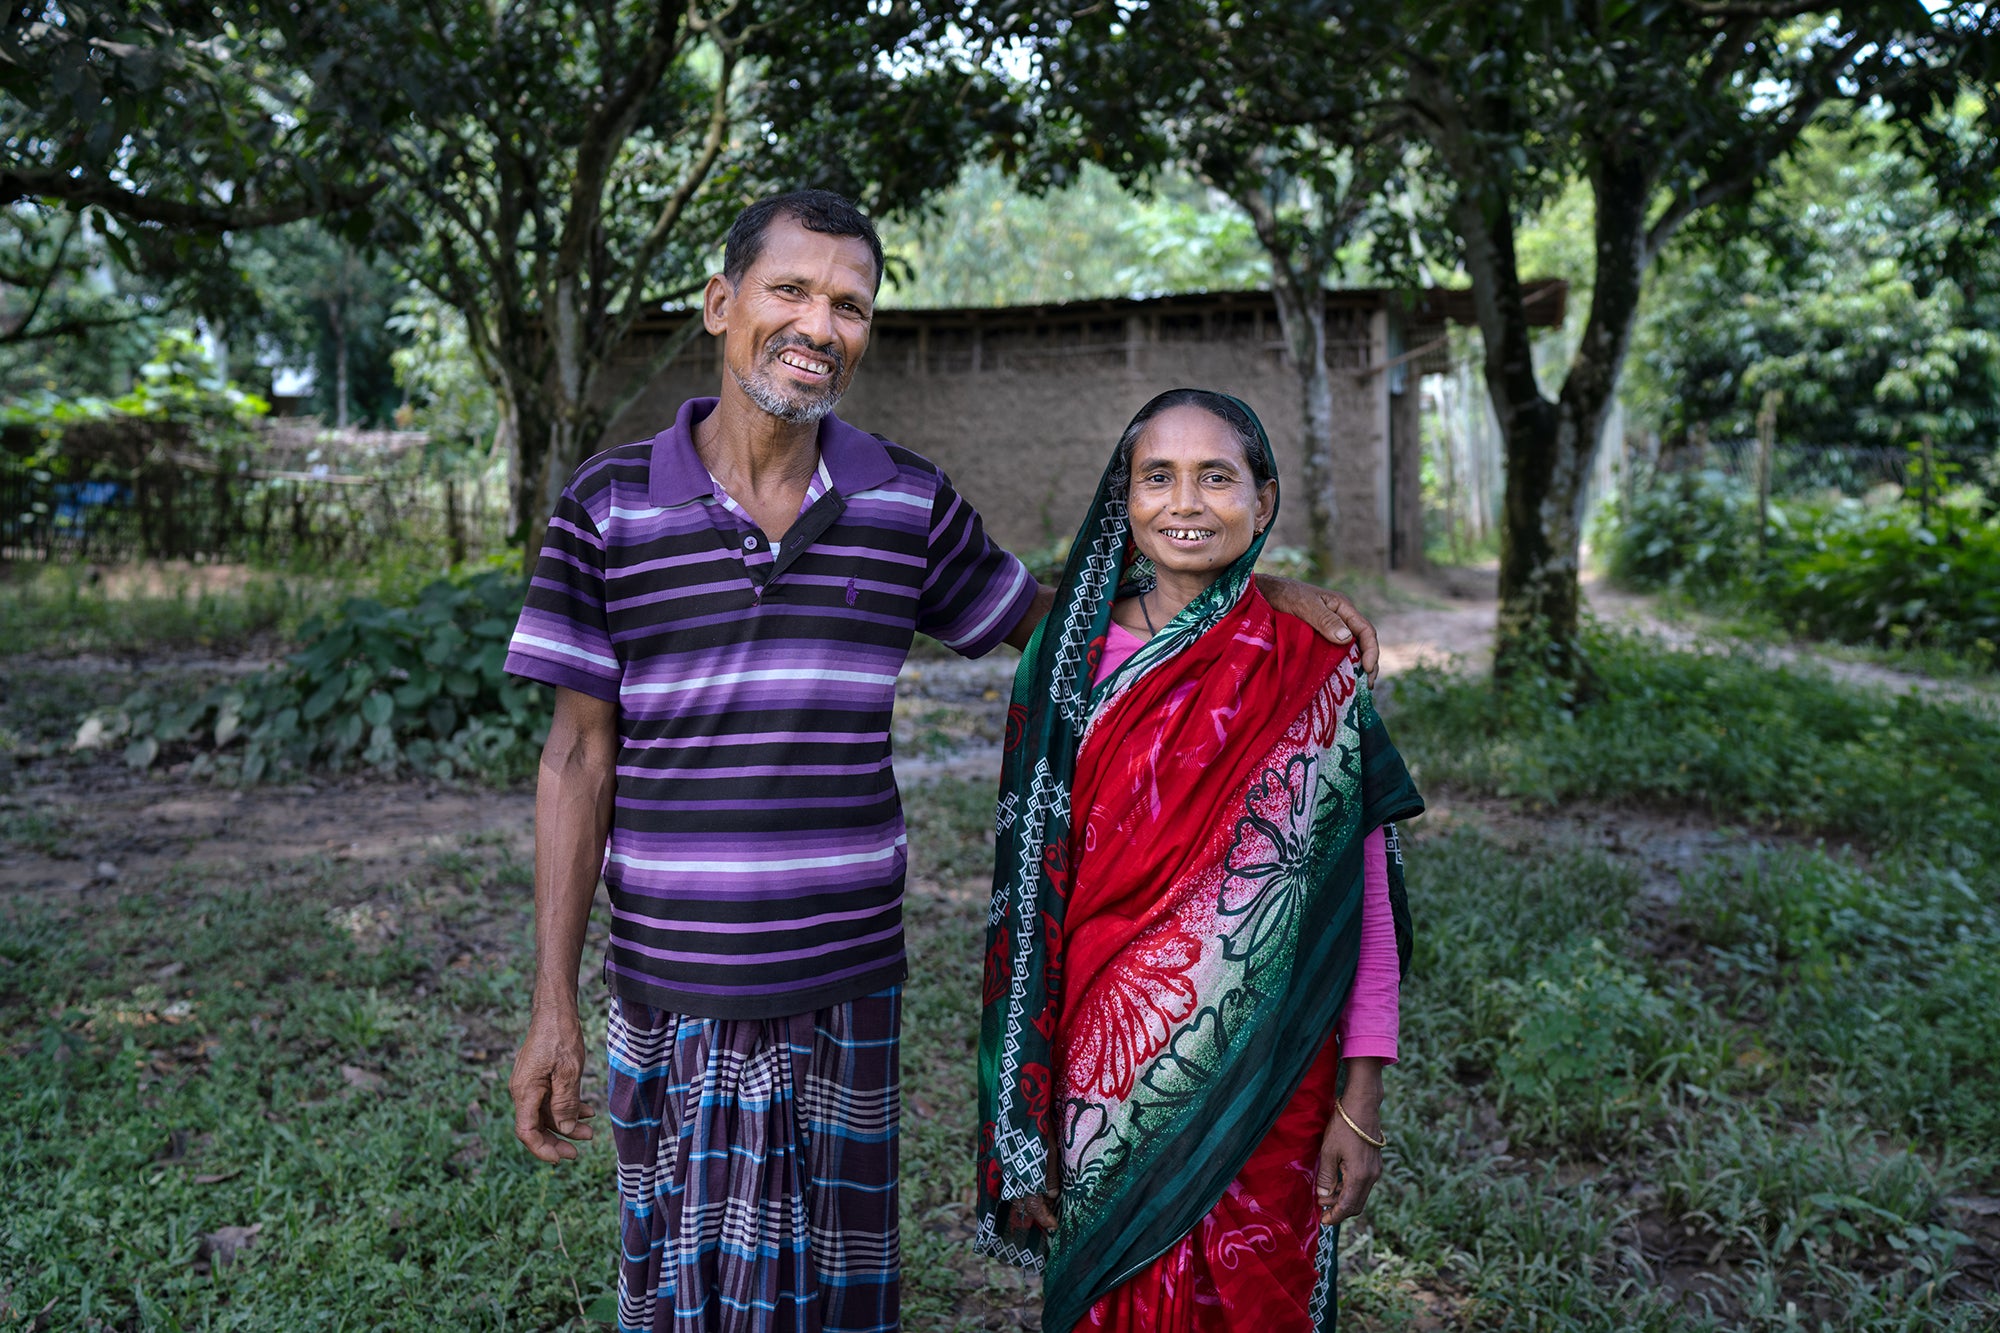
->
xmin=998 ymin=576 xmax=1380 ymax=681
xmin=509 ymin=686 xmax=618 ymax=1164
xmin=1000 ymin=583 xmax=1059 ymax=652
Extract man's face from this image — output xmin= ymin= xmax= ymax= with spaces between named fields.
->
xmin=706 ymin=216 xmax=877 ymax=426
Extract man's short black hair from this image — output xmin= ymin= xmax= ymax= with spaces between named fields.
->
xmin=723 ymin=190 xmax=885 ymax=293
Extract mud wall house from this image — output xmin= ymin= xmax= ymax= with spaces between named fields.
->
xmin=598 ymin=284 xmax=1566 ymax=572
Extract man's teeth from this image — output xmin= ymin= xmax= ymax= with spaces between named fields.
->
xmin=780 ymin=350 xmax=831 ymax=374
xmin=1164 ymin=528 xmax=1213 ymax=540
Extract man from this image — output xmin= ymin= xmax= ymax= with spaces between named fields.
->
xmin=504 ymin=189 xmax=1379 ymax=1332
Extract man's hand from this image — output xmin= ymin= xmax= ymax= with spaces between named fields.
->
xmin=1257 ymin=576 xmax=1381 ymax=685
xmin=510 ymin=685 xmax=618 ymax=1165
xmin=510 ymin=1002 xmax=596 ymax=1163
xmin=1317 ymin=1058 xmax=1386 ymax=1226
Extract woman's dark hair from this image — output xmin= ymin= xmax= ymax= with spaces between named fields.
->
xmin=723 ymin=189 xmax=885 ymax=293
xmin=1116 ymin=388 xmax=1274 ymax=489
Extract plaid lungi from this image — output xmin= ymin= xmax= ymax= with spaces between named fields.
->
xmin=608 ymin=988 xmax=900 ymax=1333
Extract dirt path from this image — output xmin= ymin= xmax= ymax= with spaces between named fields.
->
xmin=1374 ymin=562 xmax=2000 ymax=712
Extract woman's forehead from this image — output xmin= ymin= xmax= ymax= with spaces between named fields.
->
xmin=1132 ymin=406 xmax=1248 ymax=462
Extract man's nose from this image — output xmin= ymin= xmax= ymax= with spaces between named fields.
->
xmin=795 ymin=296 xmax=836 ymax=345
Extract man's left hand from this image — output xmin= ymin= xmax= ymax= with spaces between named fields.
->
xmin=1258 ymin=575 xmax=1380 ymax=684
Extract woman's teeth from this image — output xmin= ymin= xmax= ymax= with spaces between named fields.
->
xmin=1163 ymin=528 xmax=1213 ymax=540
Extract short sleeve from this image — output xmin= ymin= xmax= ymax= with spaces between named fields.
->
xmin=505 ymin=484 xmax=621 ymax=701
xmin=916 ymin=470 xmax=1036 ymax=657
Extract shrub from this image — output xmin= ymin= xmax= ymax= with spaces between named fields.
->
xmin=77 ymin=569 xmax=549 ymax=784
xmin=1599 ymin=467 xmax=1758 ymax=592
xmin=1600 ymin=469 xmax=2000 ymax=665
xmin=1492 ymin=936 xmax=1674 ymax=1143
xmin=1768 ymin=500 xmax=2000 ymax=664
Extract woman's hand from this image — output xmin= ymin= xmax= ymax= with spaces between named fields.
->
xmin=1008 ymin=1190 xmax=1060 ymax=1233
xmin=1317 ymin=1058 xmax=1387 ymax=1227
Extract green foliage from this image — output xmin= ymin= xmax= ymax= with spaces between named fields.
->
xmin=2 ymin=329 xmax=268 ymax=444
xmin=1681 ymin=849 xmax=2000 ymax=1146
xmin=79 ymin=569 xmax=549 ymax=784
xmin=1599 ymin=473 xmax=2000 ymax=665
xmin=1629 ymin=114 xmax=2000 ymax=462
xmin=386 ymin=288 xmax=498 ymax=450
xmin=1392 ymin=625 xmax=2000 ymax=861
xmin=1491 ymin=937 xmax=1673 ymax=1142
xmin=879 ymin=162 xmax=1267 ymax=307
xmin=1599 ymin=468 xmax=1757 ymax=593
xmin=1776 ymin=497 xmax=2000 ymax=663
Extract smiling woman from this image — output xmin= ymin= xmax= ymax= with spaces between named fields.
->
xmin=976 ymin=389 xmax=1423 ymax=1332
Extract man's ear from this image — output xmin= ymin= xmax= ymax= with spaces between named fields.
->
xmin=702 ymin=273 xmax=733 ymax=337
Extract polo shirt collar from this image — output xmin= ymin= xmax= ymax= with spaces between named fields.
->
xmin=648 ymin=397 xmax=898 ymax=508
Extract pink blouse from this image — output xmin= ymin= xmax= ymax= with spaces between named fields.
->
xmin=1094 ymin=620 xmax=1398 ymax=1062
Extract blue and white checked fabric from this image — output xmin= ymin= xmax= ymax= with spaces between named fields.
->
xmin=607 ymin=988 xmax=901 ymax=1333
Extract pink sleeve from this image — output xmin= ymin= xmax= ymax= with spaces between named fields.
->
xmin=1337 ymin=826 xmax=1399 ymax=1063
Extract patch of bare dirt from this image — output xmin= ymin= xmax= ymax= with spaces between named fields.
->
xmin=1375 ymin=561 xmax=2000 ymax=713
xmin=1 ymin=764 xmax=533 ymax=897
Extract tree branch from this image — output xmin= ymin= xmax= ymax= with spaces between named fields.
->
xmin=0 ymin=210 xmax=77 ymax=343
xmin=1678 ymin=0 xmax=1823 ymax=17
xmin=0 ymin=168 xmax=383 ymax=230
xmin=599 ymin=38 xmax=737 ymax=355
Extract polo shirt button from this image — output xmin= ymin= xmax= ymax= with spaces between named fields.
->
xmin=742 ymin=534 xmax=758 ymax=551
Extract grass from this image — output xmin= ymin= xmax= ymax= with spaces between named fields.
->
xmin=4 ymin=625 xmax=1997 ymax=1328
xmin=1390 ymin=623 xmax=2000 ymax=863
xmin=0 ymin=564 xmax=334 ymax=658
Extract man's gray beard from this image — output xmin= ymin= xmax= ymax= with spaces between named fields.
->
xmin=734 ymin=364 xmax=844 ymax=425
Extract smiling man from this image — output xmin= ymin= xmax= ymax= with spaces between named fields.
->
xmin=502 ymin=190 xmax=1379 ymax=1333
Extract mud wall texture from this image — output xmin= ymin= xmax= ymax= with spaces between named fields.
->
xmin=599 ymin=290 xmax=1406 ymax=570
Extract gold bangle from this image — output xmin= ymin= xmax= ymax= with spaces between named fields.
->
xmin=1335 ymin=1097 xmax=1387 ymax=1149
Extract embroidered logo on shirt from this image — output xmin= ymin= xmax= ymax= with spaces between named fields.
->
xmin=845 ymin=577 xmax=860 ymax=606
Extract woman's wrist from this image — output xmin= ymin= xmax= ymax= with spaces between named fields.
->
xmin=1339 ymin=1056 xmax=1387 ymax=1114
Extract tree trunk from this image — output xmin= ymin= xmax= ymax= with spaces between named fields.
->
xmin=329 ymin=294 xmax=350 ymax=430
xmin=1454 ymin=144 xmax=1651 ymax=682
xmin=1272 ymin=282 xmax=1340 ymax=574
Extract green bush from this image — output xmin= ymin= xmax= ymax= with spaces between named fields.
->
xmin=78 ymin=569 xmax=549 ymax=784
xmin=1600 ymin=467 xmax=1758 ymax=592
xmin=1771 ymin=500 xmax=2000 ymax=663
xmin=1491 ymin=936 xmax=1674 ymax=1142
xmin=1600 ymin=471 xmax=2000 ymax=665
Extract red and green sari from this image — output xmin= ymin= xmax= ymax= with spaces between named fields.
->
xmin=975 ymin=399 xmax=1422 ymax=1332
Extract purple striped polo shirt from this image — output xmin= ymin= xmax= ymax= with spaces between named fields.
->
xmin=506 ymin=397 xmax=1036 ymax=1019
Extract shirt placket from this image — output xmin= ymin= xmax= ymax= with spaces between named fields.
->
xmin=707 ymin=461 xmax=833 ymax=604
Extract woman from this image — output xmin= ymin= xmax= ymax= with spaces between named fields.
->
xmin=975 ymin=389 xmax=1423 ymax=1332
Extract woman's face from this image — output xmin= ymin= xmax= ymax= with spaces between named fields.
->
xmin=1126 ymin=405 xmax=1277 ymax=582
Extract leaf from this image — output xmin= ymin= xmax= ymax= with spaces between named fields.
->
xmin=361 ymin=691 xmax=394 ymax=728
xmin=301 ymin=675 xmax=346 ymax=722
xmin=125 ymin=736 xmax=160 ymax=769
